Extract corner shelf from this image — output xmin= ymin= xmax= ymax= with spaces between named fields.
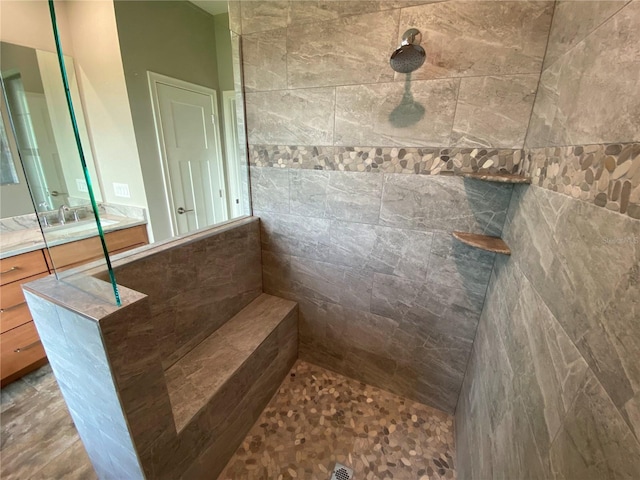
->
xmin=462 ymin=172 xmax=531 ymax=184
xmin=452 ymin=231 xmax=511 ymax=255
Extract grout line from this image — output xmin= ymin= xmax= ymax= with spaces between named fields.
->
xmin=248 ymin=72 xmax=547 ymax=95
xmin=332 ymin=87 xmax=337 ymax=147
xmin=451 ymin=178 xmax=520 ymax=415
xmin=512 ymin=257 xmax=597 ymax=456
xmin=284 ymin=24 xmax=289 ymax=91
xmin=524 ymin=0 xmax=632 ymax=149
xmin=507 ymin=190 xmax=640 ymax=446
xmin=285 ymin=4 xmax=405 ymax=36
xmin=376 ymin=172 xmax=385 ymax=228
xmin=249 ymin=140 xmax=639 ymax=152
xmin=287 ymin=163 xmax=292 ymax=215
xmin=448 ymin=78 xmax=463 ymax=145
xmin=451 ymin=228 xmax=501 ymax=416
xmin=523 ymin=0 xmax=558 ymax=150
xmin=541 ymin=0 xmax=632 ymax=74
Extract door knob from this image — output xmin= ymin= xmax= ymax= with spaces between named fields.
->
xmin=177 ymin=207 xmax=194 ymax=214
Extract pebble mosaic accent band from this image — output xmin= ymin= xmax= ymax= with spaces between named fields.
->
xmin=525 ymin=143 xmax=640 ymax=220
xmin=251 ymin=145 xmax=335 ymax=170
xmin=249 ymin=145 xmax=524 ymax=175
xmin=249 ymin=143 xmax=640 ymax=220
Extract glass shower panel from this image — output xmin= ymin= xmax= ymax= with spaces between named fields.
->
xmin=0 ymin=0 xmax=120 ymax=305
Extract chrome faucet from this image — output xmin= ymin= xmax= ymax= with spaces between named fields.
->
xmin=58 ymin=204 xmax=70 ymax=225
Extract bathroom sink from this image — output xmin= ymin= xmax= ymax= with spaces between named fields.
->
xmin=45 ymin=218 xmax=118 ymax=236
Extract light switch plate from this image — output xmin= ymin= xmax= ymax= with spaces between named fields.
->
xmin=113 ymin=182 xmax=131 ymax=198
xmin=76 ymin=178 xmax=88 ymax=192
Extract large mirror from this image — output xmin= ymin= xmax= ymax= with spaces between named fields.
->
xmin=0 ymin=0 xmax=250 ymax=247
xmin=1 ymin=42 xmax=102 ymax=213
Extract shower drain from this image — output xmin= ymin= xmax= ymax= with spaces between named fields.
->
xmin=329 ymin=462 xmax=354 ymax=480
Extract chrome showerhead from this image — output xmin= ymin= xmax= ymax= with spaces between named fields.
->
xmin=390 ymin=28 xmax=426 ymax=74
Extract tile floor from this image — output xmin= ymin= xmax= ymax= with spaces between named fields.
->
xmin=0 ymin=361 xmax=456 ymax=480
xmin=0 ymin=365 xmax=95 ymax=480
xmin=220 ymin=361 xmax=456 ymax=480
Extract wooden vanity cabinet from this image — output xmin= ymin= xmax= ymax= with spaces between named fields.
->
xmin=0 ymin=250 xmax=50 ymax=386
xmin=0 ymin=224 xmax=148 ymax=385
xmin=45 ymin=224 xmax=149 ymax=271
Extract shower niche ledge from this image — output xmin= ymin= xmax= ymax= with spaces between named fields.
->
xmin=462 ymin=172 xmax=531 ymax=184
xmin=452 ymin=231 xmax=511 ymax=255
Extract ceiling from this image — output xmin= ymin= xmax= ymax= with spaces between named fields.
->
xmin=189 ymin=0 xmax=229 ymax=17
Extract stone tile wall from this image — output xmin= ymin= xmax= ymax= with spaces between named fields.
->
xmin=526 ymin=0 xmax=638 ymax=147
xmin=241 ymin=0 xmax=553 ymax=414
xmin=455 ymin=185 xmax=640 ymax=479
xmin=108 ymin=218 xmax=263 ymax=368
xmin=254 ymin=165 xmax=513 ymax=413
xmin=241 ymin=0 xmax=554 ymax=150
xmin=23 ymin=283 xmax=148 ymax=480
xmin=455 ymin=2 xmax=640 ymax=477
xmin=241 ymin=4 xmax=640 ymax=456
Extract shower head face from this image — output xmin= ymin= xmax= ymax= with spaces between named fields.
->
xmin=390 ymin=44 xmax=426 ymax=73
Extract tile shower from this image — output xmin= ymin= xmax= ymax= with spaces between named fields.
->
xmin=239 ymin=0 xmax=640 ymax=478
xmin=5 ymin=1 xmax=639 ymax=480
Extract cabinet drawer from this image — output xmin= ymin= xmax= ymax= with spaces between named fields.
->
xmin=0 ymin=250 xmax=49 ymax=285
xmin=47 ymin=225 xmax=149 ymax=270
xmin=47 ymin=236 xmax=104 ymax=269
xmin=106 ymin=225 xmax=148 ymax=252
xmin=0 ymin=321 xmax=46 ymax=381
xmin=0 ymin=302 xmax=31 ymax=334
xmin=0 ymin=272 xmax=49 ymax=311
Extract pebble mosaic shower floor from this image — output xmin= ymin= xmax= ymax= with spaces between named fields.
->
xmin=220 ymin=361 xmax=456 ymax=480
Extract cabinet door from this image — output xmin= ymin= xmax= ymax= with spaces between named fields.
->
xmin=0 ymin=250 xmax=49 ymax=286
xmin=46 ymin=225 xmax=149 ymax=270
xmin=0 ymin=273 xmax=50 ymax=334
xmin=106 ymin=225 xmax=149 ymax=252
xmin=0 ymin=303 xmax=31 ymax=334
xmin=0 ymin=321 xmax=46 ymax=383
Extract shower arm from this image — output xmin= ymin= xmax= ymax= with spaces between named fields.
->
xmin=401 ymin=28 xmax=422 ymax=46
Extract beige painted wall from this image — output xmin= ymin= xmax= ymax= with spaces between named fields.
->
xmin=113 ymin=1 xmax=224 ymax=241
xmin=0 ymin=0 xmax=149 ymax=226
xmin=61 ymin=1 xmax=148 ymax=212
xmin=0 ymin=0 xmax=74 ymax=53
xmin=214 ymin=13 xmax=234 ymax=93
xmin=0 ymin=43 xmax=45 ymax=94
xmin=0 ymin=0 xmax=71 ymax=218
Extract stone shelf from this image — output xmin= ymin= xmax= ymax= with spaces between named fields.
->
xmin=452 ymin=231 xmax=511 ymax=255
xmin=462 ymin=172 xmax=531 ymax=184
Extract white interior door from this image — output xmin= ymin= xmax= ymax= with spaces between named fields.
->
xmin=154 ymin=77 xmax=227 ymax=236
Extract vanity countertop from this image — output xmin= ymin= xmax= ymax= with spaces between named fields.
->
xmin=0 ymin=214 xmax=147 ymax=260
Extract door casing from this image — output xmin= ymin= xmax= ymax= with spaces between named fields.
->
xmin=147 ymin=71 xmax=227 ymax=236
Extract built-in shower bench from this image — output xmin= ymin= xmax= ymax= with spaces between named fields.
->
xmin=24 ymin=218 xmax=299 ymax=478
xmin=164 ymin=293 xmax=298 ymax=432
